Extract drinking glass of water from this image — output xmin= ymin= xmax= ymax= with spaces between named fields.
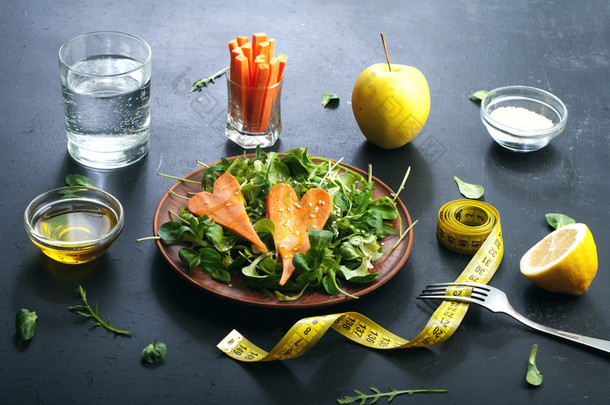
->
xmin=59 ymin=31 xmax=151 ymax=169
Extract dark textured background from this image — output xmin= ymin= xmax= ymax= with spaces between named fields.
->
xmin=1 ymin=1 xmax=609 ymax=403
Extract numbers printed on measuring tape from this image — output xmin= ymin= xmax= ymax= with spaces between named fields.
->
xmin=217 ymin=200 xmax=503 ymax=362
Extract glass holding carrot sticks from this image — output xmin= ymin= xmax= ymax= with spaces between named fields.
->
xmin=225 ymin=33 xmax=286 ymax=148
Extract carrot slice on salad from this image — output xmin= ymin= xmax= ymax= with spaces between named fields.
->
xmin=267 ymin=183 xmax=332 ymax=286
xmin=187 ymin=172 xmax=267 ymax=252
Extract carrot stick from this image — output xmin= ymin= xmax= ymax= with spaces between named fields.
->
xmin=258 ymin=56 xmax=280 ymax=131
xmin=251 ymin=33 xmax=267 ymax=55
xmin=249 ymin=61 xmax=270 ymax=133
xmin=250 ymin=54 xmax=267 ymax=95
xmin=268 ymin=38 xmax=275 ymax=59
xmin=251 ymin=33 xmax=268 ymax=75
xmin=229 ymin=47 xmax=244 ymax=82
xmin=255 ymin=41 xmax=270 ymax=63
xmin=234 ymin=54 xmax=250 ymax=87
xmin=228 ymin=39 xmax=239 ymax=52
xmin=240 ymin=42 xmax=254 ymax=83
xmin=233 ymin=54 xmax=251 ymax=128
xmin=236 ymin=36 xmax=249 ymax=46
xmin=229 ymin=42 xmax=248 ymax=128
xmin=277 ymin=54 xmax=288 ymax=81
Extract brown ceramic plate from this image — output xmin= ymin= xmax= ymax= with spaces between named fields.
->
xmin=153 ymin=156 xmax=413 ymax=309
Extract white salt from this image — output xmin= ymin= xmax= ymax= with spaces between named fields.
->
xmin=489 ymin=106 xmax=554 ymax=131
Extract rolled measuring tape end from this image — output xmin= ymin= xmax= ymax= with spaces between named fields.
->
xmin=436 ymin=200 xmax=500 ymax=254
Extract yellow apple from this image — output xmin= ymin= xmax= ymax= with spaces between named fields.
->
xmin=352 ymin=63 xmax=430 ymax=149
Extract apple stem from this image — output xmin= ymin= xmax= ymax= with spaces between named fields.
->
xmin=380 ymin=32 xmax=392 ymax=72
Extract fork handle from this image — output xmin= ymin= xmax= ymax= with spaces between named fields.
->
xmin=508 ymin=310 xmax=610 ymax=354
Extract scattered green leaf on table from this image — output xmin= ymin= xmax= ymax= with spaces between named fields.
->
xmin=142 ymin=342 xmax=167 ymax=364
xmin=15 ymin=308 xmax=38 ymax=340
xmin=545 ymin=213 xmax=575 ymax=230
xmin=469 ymin=90 xmax=488 ymax=102
xmin=526 ymin=344 xmax=543 ymax=386
xmin=453 ymin=176 xmax=485 ymax=199
xmin=65 ymin=174 xmax=93 ymax=187
xmin=338 ymin=386 xmax=447 ymax=404
xmin=190 ymin=67 xmax=229 ymax=92
xmin=322 ymin=92 xmax=340 ymax=107
xmin=68 ymin=285 xmax=131 ymax=336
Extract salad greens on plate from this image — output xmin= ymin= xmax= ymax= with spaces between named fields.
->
xmin=152 ymin=147 xmax=411 ymax=301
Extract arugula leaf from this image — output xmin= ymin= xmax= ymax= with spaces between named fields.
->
xmin=308 ymin=229 xmax=333 ymax=250
xmin=67 ymin=285 xmax=131 ymax=336
xmin=338 ymin=386 xmax=447 ymax=404
xmin=199 ymin=248 xmax=222 ymax=274
xmin=322 ymin=92 xmax=340 ymax=107
xmin=212 ymin=268 xmax=231 ymax=284
xmin=242 ymin=254 xmax=273 ymax=278
xmin=59 ymin=174 xmax=95 ymax=198
xmin=65 ymin=174 xmax=93 ymax=187
xmin=205 ymin=222 xmax=224 ymax=246
xmin=453 ymin=176 xmax=485 ymax=199
xmin=179 ymin=248 xmax=201 ymax=272
xmin=469 ymin=90 xmax=488 ymax=102
xmin=254 ymin=219 xmax=275 ymax=236
xmin=15 ymin=309 xmax=38 ymax=340
xmin=337 ymin=261 xmax=378 ymax=283
xmin=275 ymin=284 xmax=308 ymax=301
xmin=156 ymin=221 xmax=185 ymax=242
xmin=142 ymin=342 xmax=167 ymax=365
xmin=545 ymin=213 xmax=575 ymax=230
xmin=292 ymin=252 xmax=310 ymax=272
xmin=190 ymin=68 xmax=229 ymax=92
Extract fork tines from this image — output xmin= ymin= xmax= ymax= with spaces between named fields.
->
xmin=417 ymin=282 xmax=491 ymax=302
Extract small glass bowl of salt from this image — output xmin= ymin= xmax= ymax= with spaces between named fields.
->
xmin=481 ymin=85 xmax=567 ymax=152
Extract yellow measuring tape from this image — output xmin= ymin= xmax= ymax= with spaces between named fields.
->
xmin=217 ymin=200 xmax=503 ymax=361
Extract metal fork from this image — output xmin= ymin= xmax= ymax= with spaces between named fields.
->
xmin=417 ymin=282 xmax=610 ymax=354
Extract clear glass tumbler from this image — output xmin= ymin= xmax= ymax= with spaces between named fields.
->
xmin=59 ymin=31 xmax=152 ymax=169
xmin=225 ymin=75 xmax=282 ymax=149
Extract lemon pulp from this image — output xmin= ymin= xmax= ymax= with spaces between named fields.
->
xmin=520 ymin=223 xmax=597 ymax=295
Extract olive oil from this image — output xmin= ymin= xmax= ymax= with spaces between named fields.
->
xmin=30 ymin=200 xmax=120 ymax=264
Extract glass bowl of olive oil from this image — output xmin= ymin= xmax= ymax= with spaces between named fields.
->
xmin=24 ymin=186 xmax=124 ymax=264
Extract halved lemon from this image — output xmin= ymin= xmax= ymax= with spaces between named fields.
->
xmin=520 ymin=223 xmax=598 ymax=296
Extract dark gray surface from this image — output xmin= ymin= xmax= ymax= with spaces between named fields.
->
xmin=2 ymin=1 xmax=609 ymax=403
